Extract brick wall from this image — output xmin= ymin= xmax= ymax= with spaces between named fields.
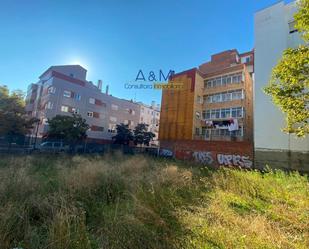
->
xmin=160 ymin=140 xmax=254 ymax=168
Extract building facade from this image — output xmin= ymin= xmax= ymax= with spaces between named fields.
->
xmin=138 ymin=101 xmax=160 ymax=145
xmin=159 ymin=49 xmax=254 ymax=142
xmin=254 ymin=1 xmax=309 ymax=171
xmin=26 ymin=65 xmax=159 ymax=144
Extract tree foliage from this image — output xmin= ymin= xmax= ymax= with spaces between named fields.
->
xmin=113 ymin=123 xmax=133 ymax=145
xmin=0 ymin=85 xmax=38 ymax=142
xmin=295 ymin=0 xmax=309 ymax=41
xmin=133 ymin=123 xmax=155 ymax=146
xmin=46 ymin=114 xmax=89 ymax=143
xmin=264 ymin=0 xmax=309 ymax=137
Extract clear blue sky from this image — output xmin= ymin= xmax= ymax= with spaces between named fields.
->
xmin=0 ymin=0 xmax=290 ymax=105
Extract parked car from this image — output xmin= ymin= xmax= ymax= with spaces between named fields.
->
xmin=38 ymin=141 xmax=69 ymax=153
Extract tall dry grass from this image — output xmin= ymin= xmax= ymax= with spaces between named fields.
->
xmin=0 ymin=154 xmax=308 ymax=249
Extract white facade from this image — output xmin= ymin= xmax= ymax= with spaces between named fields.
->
xmin=138 ymin=101 xmax=160 ymax=145
xmin=26 ymin=65 xmax=160 ymax=144
xmin=254 ymin=1 xmax=309 ymax=153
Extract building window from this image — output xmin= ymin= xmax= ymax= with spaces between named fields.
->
xmin=108 ymin=124 xmax=116 ymax=133
xmin=71 ymin=107 xmax=80 ymax=114
xmin=110 ymin=116 xmax=117 ymax=122
xmin=42 ymin=118 xmax=49 ymax=125
xmin=89 ymin=98 xmax=95 ymax=104
xmin=61 ymin=105 xmax=69 ymax=112
xmin=197 ymin=95 xmax=202 ymax=104
xmin=196 ymin=111 xmax=201 ymax=119
xmin=63 ymin=90 xmax=71 ymax=98
xmin=204 ymin=107 xmax=243 ymax=120
xmin=45 ymin=101 xmax=53 ymax=110
xmin=87 ymin=111 xmax=93 ymax=117
xmin=91 ymin=125 xmax=104 ymax=132
xmin=111 ymin=104 xmax=118 ymax=111
xmin=289 ymin=20 xmax=298 ymax=34
xmin=74 ymin=94 xmax=81 ymax=101
xmin=48 ymin=86 xmax=56 ymax=94
xmin=195 ymin=127 xmax=200 ymax=135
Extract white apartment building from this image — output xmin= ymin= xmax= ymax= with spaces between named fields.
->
xmin=254 ymin=1 xmax=309 ymax=171
xmin=25 ymin=65 xmax=159 ymax=145
xmin=138 ymin=101 xmax=160 ymax=145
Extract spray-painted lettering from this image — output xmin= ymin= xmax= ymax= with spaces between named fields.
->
xmin=193 ymin=151 xmax=214 ymax=165
xmin=217 ymin=154 xmax=252 ymax=168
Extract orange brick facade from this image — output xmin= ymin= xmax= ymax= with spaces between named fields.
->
xmin=159 ymin=49 xmax=254 ymax=166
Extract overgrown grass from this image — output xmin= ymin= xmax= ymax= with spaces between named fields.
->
xmin=0 ymin=153 xmax=308 ymax=249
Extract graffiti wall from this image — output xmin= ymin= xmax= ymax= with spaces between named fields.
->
xmin=161 ymin=140 xmax=254 ymax=169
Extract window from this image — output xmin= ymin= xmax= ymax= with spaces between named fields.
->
xmin=111 ymin=104 xmax=118 ymax=111
xmin=196 ymin=111 xmax=201 ymax=119
xmin=71 ymin=107 xmax=80 ymax=114
xmin=141 ymin=107 xmax=144 ymax=113
xmin=195 ymin=127 xmax=200 ymax=135
xmin=232 ymin=90 xmax=242 ymax=100
xmin=48 ymin=86 xmax=56 ymax=94
xmin=45 ymin=101 xmax=53 ymax=110
xmin=108 ymin=124 xmax=116 ymax=133
xmin=75 ymin=94 xmax=81 ymax=101
xmin=289 ymin=20 xmax=298 ymax=34
xmin=110 ymin=116 xmax=117 ymax=122
xmin=91 ymin=126 xmax=104 ymax=132
xmin=63 ymin=90 xmax=71 ymax=98
xmin=197 ymin=95 xmax=202 ymax=104
xmin=61 ymin=105 xmax=69 ymax=112
xmin=222 ymin=76 xmax=227 ymax=86
xmin=89 ymin=98 xmax=95 ymax=104
xmin=42 ymin=118 xmax=49 ymax=125
xmin=87 ymin=111 xmax=93 ymax=117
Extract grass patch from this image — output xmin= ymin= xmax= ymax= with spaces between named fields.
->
xmin=0 ymin=154 xmax=308 ymax=249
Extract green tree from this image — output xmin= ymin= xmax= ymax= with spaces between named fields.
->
xmin=133 ymin=123 xmax=155 ymax=146
xmin=0 ymin=85 xmax=38 ymax=144
xmin=264 ymin=0 xmax=309 ymax=137
xmin=46 ymin=114 xmax=89 ymax=144
xmin=113 ymin=123 xmax=133 ymax=145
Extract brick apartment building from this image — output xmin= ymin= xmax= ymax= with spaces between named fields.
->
xmin=25 ymin=65 xmax=160 ymax=144
xmin=160 ymin=49 xmax=254 ymax=142
xmin=158 ymin=49 xmax=254 ymax=167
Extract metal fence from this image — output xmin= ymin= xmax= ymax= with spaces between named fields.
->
xmin=0 ymin=136 xmax=165 ymax=157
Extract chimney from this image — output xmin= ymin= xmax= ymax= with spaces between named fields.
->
xmin=97 ymin=80 xmax=102 ymax=91
xmin=106 ymin=84 xmax=109 ymax=95
xmin=151 ymin=101 xmax=155 ymax=108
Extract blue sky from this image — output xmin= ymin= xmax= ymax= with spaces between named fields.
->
xmin=0 ymin=0 xmax=291 ymax=105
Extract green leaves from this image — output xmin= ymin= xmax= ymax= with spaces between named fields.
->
xmin=133 ymin=123 xmax=155 ymax=146
xmin=46 ymin=114 xmax=89 ymax=142
xmin=295 ymin=0 xmax=309 ymax=42
xmin=0 ymin=85 xmax=38 ymax=139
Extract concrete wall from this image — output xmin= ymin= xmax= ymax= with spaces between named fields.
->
xmin=254 ymin=1 xmax=309 ymax=169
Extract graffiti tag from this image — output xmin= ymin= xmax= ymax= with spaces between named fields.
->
xmin=193 ymin=151 xmax=214 ymax=165
xmin=160 ymin=149 xmax=173 ymax=157
xmin=217 ymin=154 xmax=252 ymax=168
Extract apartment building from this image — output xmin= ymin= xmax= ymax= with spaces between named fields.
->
xmin=159 ymin=49 xmax=254 ymax=142
xmin=26 ymin=65 xmax=158 ymax=144
xmin=254 ymin=1 xmax=309 ymax=170
xmin=138 ymin=101 xmax=160 ymax=145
